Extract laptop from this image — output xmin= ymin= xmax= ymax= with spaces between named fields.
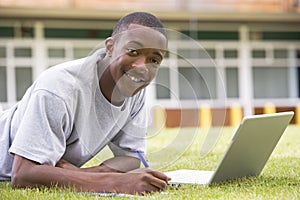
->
xmin=164 ymin=111 xmax=294 ymax=186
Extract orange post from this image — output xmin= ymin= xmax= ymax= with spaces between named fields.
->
xmin=153 ymin=106 xmax=166 ymax=130
xmin=199 ymin=104 xmax=212 ymax=128
xmin=263 ymin=102 xmax=276 ymax=114
xmin=295 ymin=103 xmax=300 ymax=125
xmin=230 ymin=103 xmax=243 ymax=127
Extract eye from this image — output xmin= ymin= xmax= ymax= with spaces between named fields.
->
xmin=127 ymin=48 xmax=138 ymax=56
xmin=150 ymin=57 xmax=161 ymax=66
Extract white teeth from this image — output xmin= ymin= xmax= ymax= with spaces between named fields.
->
xmin=126 ymin=73 xmax=143 ymax=82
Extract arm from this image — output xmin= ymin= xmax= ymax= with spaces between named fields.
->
xmin=55 ymin=156 xmax=140 ymax=173
xmin=11 ymin=154 xmax=169 ymax=195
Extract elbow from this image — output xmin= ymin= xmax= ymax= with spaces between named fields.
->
xmin=11 ymin=169 xmax=28 ymax=189
xmin=11 ymin=174 xmax=21 ymax=189
xmin=11 ymin=155 xmax=36 ymax=189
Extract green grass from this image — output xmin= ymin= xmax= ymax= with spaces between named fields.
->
xmin=1 ymin=125 xmax=299 ymax=199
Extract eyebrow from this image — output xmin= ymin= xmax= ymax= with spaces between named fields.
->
xmin=128 ymin=41 xmax=144 ymax=48
xmin=153 ymin=51 xmax=164 ymax=60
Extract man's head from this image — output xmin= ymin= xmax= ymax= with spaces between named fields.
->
xmin=112 ymin=12 xmax=167 ymax=40
xmin=101 ymin=12 xmax=168 ymax=104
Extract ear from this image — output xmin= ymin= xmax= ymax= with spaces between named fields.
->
xmin=105 ymin=37 xmax=114 ymax=57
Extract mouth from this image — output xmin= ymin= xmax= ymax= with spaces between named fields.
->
xmin=125 ymin=72 xmax=146 ymax=83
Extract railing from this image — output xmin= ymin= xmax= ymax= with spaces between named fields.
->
xmin=0 ymin=38 xmax=300 ymax=113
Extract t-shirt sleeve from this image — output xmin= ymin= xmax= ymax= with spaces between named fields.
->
xmin=109 ymin=90 xmax=147 ymax=158
xmin=9 ymin=90 xmax=72 ymax=166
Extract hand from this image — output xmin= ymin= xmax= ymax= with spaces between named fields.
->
xmin=112 ymin=168 xmax=171 ymax=195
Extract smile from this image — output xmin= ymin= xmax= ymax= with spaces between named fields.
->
xmin=125 ymin=72 xmax=146 ymax=83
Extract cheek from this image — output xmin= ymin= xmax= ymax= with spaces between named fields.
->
xmin=110 ymin=56 xmax=127 ymax=73
xmin=112 ymin=54 xmax=132 ymax=68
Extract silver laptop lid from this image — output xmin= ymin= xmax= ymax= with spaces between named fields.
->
xmin=210 ymin=111 xmax=294 ymax=185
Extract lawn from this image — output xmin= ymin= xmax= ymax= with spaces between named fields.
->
xmin=0 ymin=125 xmax=299 ymax=200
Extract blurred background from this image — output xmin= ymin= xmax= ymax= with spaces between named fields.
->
xmin=0 ymin=0 xmax=300 ymax=128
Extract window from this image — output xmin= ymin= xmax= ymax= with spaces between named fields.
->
xmin=226 ymin=67 xmax=239 ymax=98
xmin=262 ymin=31 xmax=300 ymax=41
xmin=0 ymin=27 xmax=14 ymax=38
xmin=15 ymin=67 xmax=32 ymax=101
xmin=48 ymin=48 xmax=65 ymax=58
xmin=181 ymin=30 xmax=239 ymax=40
xmin=14 ymin=48 xmax=32 ymax=57
xmin=45 ymin=28 xmax=112 ymax=39
xmin=0 ymin=47 xmax=6 ymax=58
xmin=252 ymin=50 xmax=266 ymax=58
xmin=224 ymin=49 xmax=238 ymax=58
xmin=178 ymin=48 xmax=211 ymax=59
xmin=253 ymin=67 xmax=289 ymax=98
xmin=274 ymin=49 xmax=288 ymax=59
xmin=0 ymin=66 xmax=7 ymax=102
xmin=18 ymin=27 xmax=34 ymax=38
xmin=155 ymin=68 xmax=170 ymax=99
xmin=178 ymin=67 xmax=216 ymax=99
xmin=0 ymin=26 xmax=33 ymax=38
xmin=206 ymin=49 xmax=216 ymax=59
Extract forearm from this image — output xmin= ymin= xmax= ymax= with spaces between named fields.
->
xmin=12 ymin=155 xmax=118 ymax=192
xmin=55 ymin=159 xmax=115 ymax=173
xmin=56 ymin=156 xmax=140 ymax=173
xmin=100 ymin=156 xmax=140 ymax=172
xmin=11 ymin=155 xmax=169 ymax=195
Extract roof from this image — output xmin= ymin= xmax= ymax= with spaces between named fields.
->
xmin=1 ymin=7 xmax=300 ymax=23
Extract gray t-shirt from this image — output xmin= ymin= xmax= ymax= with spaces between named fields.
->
xmin=0 ymin=49 xmax=147 ymax=180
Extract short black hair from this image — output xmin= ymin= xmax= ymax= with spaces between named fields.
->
xmin=112 ymin=12 xmax=167 ymax=39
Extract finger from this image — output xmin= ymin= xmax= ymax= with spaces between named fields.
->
xmin=142 ymin=172 xmax=168 ymax=190
xmin=148 ymin=170 xmax=170 ymax=182
xmin=149 ymin=177 xmax=168 ymax=190
xmin=142 ymin=184 xmax=162 ymax=195
xmin=134 ymin=177 xmax=163 ymax=195
xmin=136 ymin=171 xmax=168 ymax=191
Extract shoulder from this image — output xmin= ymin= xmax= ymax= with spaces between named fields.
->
xmin=37 ymin=57 xmax=86 ymax=87
xmin=36 ymin=48 xmax=105 ymax=86
xmin=32 ymin=49 xmax=105 ymax=100
xmin=17 ymin=88 xmax=70 ymax=115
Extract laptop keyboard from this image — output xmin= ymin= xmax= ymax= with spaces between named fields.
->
xmin=164 ymin=169 xmax=214 ymax=185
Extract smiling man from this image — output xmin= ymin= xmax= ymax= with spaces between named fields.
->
xmin=100 ymin=23 xmax=167 ymax=104
xmin=0 ymin=12 xmax=169 ymax=195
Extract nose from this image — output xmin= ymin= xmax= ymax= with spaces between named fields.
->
xmin=132 ymin=55 xmax=149 ymax=74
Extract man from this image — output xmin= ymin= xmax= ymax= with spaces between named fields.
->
xmin=0 ymin=12 xmax=169 ymax=195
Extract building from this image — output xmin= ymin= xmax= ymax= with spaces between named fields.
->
xmin=0 ymin=0 xmax=300 ymax=127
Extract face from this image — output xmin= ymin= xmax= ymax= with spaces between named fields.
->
xmin=105 ymin=24 xmax=167 ymax=101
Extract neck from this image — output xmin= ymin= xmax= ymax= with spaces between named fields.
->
xmin=98 ymin=57 xmax=125 ymax=106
